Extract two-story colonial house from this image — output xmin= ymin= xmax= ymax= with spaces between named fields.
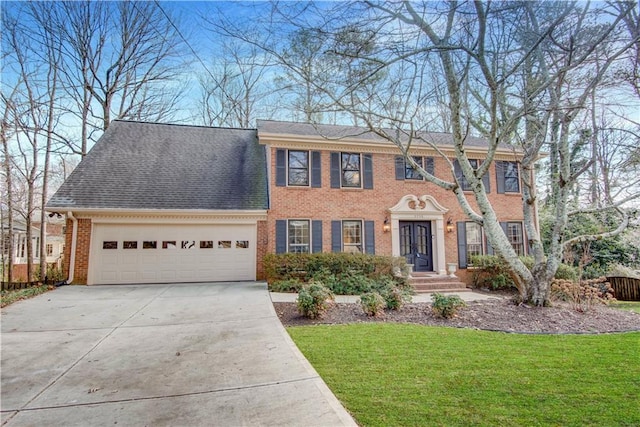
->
xmin=47 ymin=120 xmax=529 ymax=287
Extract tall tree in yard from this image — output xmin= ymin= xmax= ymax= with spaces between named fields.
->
xmin=240 ymin=1 xmax=639 ymax=305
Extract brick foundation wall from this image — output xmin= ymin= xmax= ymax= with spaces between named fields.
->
xmin=267 ymin=148 xmax=525 ymax=285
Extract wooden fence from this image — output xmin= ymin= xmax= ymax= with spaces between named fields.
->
xmin=607 ymin=276 xmax=640 ymax=301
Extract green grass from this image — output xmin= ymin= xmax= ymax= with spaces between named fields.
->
xmin=1 ymin=284 xmax=53 ymax=308
xmin=610 ymin=301 xmax=640 ymax=314
xmin=289 ymin=324 xmax=640 ymax=426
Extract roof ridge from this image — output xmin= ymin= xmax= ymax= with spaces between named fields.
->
xmin=112 ymin=119 xmax=257 ymax=132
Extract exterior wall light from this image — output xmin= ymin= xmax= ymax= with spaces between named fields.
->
xmin=383 ymin=217 xmax=391 ymax=233
xmin=446 ymin=218 xmax=454 ymax=233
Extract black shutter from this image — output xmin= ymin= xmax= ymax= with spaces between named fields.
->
xmin=330 ymin=152 xmax=341 ymax=188
xmin=275 ymin=220 xmax=287 ymax=253
xmin=395 ymin=156 xmax=405 ymax=180
xmin=276 ymin=149 xmax=286 ymax=187
xmin=457 ymin=221 xmax=467 ymax=269
xmin=311 ymin=151 xmax=321 ymax=188
xmin=312 ymin=220 xmax=323 ymax=253
xmin=331 ymin=220 xmax=342 ymax=252
xmin=500 ymin=221 xmax=508 ymax=234
xmin=425 ymin=157 xmax=435 ymax=175
xmin=496 ymin=161 xmax=505 ymax=194
xmin=363 ymin=154 xmax=373 ymax=189
xmin=364 ymin=220 xmax=375 ymax=254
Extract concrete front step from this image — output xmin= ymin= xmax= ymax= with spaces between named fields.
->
xmin=409 ymin=273 xmax=469 ymax=293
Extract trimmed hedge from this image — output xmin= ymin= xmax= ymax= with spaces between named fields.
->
xmin=265 ymin=253 xmax=411 ymax=296
xmin=264 ymin=252 xmax=407 ymax=284
xmin=470 ymin=255 xmax=579 ymax=290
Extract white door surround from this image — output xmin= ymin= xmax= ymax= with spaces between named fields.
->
xmin=388 ymin=194 xmax=449 ymax=275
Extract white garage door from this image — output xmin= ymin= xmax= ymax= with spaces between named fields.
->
xmin=89 ymin=223 xmax=256 ymax=285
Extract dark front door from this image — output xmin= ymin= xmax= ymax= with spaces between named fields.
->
xmin=399 ymin=221 xmax=433 ymax=272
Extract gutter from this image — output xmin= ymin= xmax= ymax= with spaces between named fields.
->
xmin=67 ymin=211 xmax=78 ymax=284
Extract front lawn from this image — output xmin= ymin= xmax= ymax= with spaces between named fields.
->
xmin=289 ymin=324 xmax=640 ymax=426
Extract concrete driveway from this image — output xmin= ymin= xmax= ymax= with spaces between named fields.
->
xmin=1 ymin=282 xmax=356 ymax=426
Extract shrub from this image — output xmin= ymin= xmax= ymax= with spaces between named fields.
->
xmin=359 ymin=292 xmax=386 ymax=317
xmin=380 ymin=286 xmax=412 ymax=310
xmin=471 ymin=255 xmax=579 ymax=289
xmin=431 ymin=293 xmax=466 ymax=318
xmin=269 ymin=278 xmax=303 ymax=293
xmin=550 ymin=277 xmax=615 ymax=312
xmin=296 ymin=281 xmax=334 ymax=319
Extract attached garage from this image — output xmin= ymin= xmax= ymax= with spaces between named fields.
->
xmin=89 ymin=222 xmax=257 ymax=285
xmin=46 ymin=121 xmax=269 ymax=286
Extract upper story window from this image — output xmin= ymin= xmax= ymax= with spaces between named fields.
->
xmin=330 ymin=152 xmax=373 ymax=189
xmin=395 ymin=156 xmax=435 ymax=180
xmin=341 ymin=153 xmax=361 ymax=187
xmin=496 ymin=161 xmax=520 ymax=193
xmin=288 ymin=150 xmax=309 ymax=186
xmin=454 ymin=159 xmax=491 ymax=192
xmin=276 ymin=149 xmax=321 ymax=188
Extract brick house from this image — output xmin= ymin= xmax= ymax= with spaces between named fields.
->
xmin=47 ymin=120 xmax=528 ymax=286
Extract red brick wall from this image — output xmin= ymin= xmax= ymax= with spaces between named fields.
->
xmin=267 ymin=148 xmax=525 ymax=282
xmin=256 ymin=220 xmax=268 ymax=280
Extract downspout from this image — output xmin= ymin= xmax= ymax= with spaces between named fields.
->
xmin=67 ymin=211 xmax=78 ymax=284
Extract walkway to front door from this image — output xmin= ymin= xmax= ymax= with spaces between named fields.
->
xmin=399 ymin=221 xmax=433 ymax=272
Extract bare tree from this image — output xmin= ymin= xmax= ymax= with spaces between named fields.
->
xmin=51 ymin=1 xmax=186 ymax=156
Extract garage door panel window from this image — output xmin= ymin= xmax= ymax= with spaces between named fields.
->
xmin=103 ymin=241 xmax=118 ymax=249
xmin=182 ymin=240 xmax=196 ymax=249
xmin=143 ymin=241 xmax=157 ymax=249
xmin=163 ymin=241 xmax=177 ymax=249
xmin=124 ymin=241 xmax=137 ymax=249
xmin=200 ymin=241 xmax=214 ymax=249
xmin=236 ymin=240 xmax=249 ymax=248
xmin=218 ymin=240 xmax=231 ymax=248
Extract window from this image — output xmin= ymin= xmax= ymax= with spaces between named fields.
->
xmin=103 ymin=241 xmax=118 ymax=250
xmin=395 ymin=156 xmax=435 ymax=180
xmin=46 ymin=243 xmax=54 ymax=256
xmin=181 ymin=240 xmax=196 ymax=249
xmin=218 ymin=241 xmax=231 ymax=248
xmin=342 ymin=220 xmax=362 ymax=253
xmin=405 ymin=156 xmax=423 ymax=180
xmin=288 ymin=150 xmax=309 ymax=186
xmin=465 ymin=223 xmax=484 ymax=264
xmin=497 ymin=161 xmax=520 ymax=193
xmin=457 ymin=221 xmax=488 ymax=268
xmin=143 ymin=241 xmax=157 ymax=249
xmin=341 ymin=153 xmax=361 ymax=187
xmin=506 ymin=222 xmax=525 ymax=255
xmin=455 ymin=159 xmax=479 ymax=191
xmin=162 ymin=241 xmax=177 ymax=249
xmin=123 ymin=241 xmax=137 ymax=249
xmin=236 ymin=241 xmax=249 ymax=249
xmin=288 ymin=220 xmax=310 ymax=253
xmin=200 ymin=241 xmax=213 ymax=249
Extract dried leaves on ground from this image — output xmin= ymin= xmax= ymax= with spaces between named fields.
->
xmin=274 ymin=297 xmax=640 ymax=334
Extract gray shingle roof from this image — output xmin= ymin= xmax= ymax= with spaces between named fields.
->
xmin=257 ymin=120 xmax=492 ymax=148
xmin=47 ymin=121 xmax=268 ymax=211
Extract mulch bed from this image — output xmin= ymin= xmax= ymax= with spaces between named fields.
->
xmin=273 ymin=297 xmax=640 ymax=334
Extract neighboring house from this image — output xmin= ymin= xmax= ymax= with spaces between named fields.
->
xmin=1 ymin=220 xmax=65 ymax=281
xmin=47 ymin=119 xmax=529 ymax=285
